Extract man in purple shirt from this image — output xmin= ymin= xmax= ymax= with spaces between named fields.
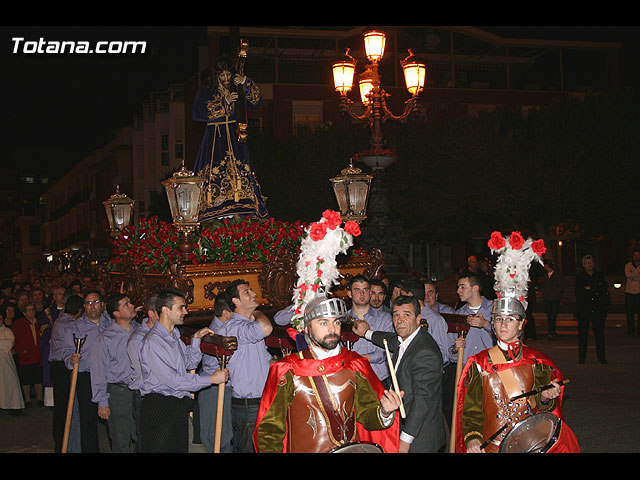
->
xmin=90 ymin=293 xmax=139 ymax=452
xmin=48 ymin=294 xmax=83 ymax=453
xmin=422 ymin=279 xmax=455 ymax=315
xmin=126 ymin=293 xmax=158 ymax=453
xmin=346 ymin=275 xmax=394 ymax=386
xmin=452 ymin=273 xmax=495 ymax=366
xmin=198 ymin=294 xmax=234 ymax=453
xmin=139 ymin=288 xmax=228 ymax=453
xmin=218 ymin=279 xmax=273 ymax=453
xmin=64 ymin=289 xmax=112 ymax=453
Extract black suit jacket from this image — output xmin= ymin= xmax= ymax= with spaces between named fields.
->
xmin=370 ymin=327 xmax=446 ymax=452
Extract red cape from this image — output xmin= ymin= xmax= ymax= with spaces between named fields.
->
xmin=454 ymin=345 xmax=580 ymax=453
xmin=253 ymin=348 xmax=400 ymax=453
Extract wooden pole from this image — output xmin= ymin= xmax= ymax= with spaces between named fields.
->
xmin=449 ymin=339 xmax=465 ymax=453
xmin=213 ymin=355 xmax=228 ymax=453
xmin=383 ymin=339 xmax=406 ymax=418
xmin=61 ymin=335 xmax=85 ymax=453
xmin=61 ymin=362 xmax=79 ymax=453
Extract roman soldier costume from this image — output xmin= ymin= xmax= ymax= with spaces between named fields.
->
xmin=252 ymin=211 xmax=399 ymax=453
xmin=253 ymin=329 xmax=399 ymax=453
xmin=455 ymin=231 xmax=580 ymax=453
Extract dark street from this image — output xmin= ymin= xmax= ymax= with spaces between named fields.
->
xmin=1 ymin=312 xmax=638 ymax=454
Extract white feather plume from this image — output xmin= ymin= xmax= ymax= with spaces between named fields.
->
xmin=289 ymin=210 xmax=359 ymax=332
xmin=488 ymin=231 xmax=546 ymax=309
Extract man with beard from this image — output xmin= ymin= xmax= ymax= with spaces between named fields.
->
xmin=253 ymin=295 xmax=402 ymax=453
xmin=192 ymin=56 xmax=267 ymax=221
xmin=139 ymin=288 xmax=228 ymax=453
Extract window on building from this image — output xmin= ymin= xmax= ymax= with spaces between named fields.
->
xmin=292 ymin=101 xmax=323 ymax=134
xmin=161 ymin=134 xmax=169 ymax=166
xmin=175 ymin=141 xmax=184 ymax=159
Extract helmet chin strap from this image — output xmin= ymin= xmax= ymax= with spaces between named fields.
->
xmin=493 ymin=318 xmax=526 ymax=360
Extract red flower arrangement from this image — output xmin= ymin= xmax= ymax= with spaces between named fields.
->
xmin=353 ymin=147 xmax=397 ymax=160
xmin=106 ymin=216 xmax=308 ymax=272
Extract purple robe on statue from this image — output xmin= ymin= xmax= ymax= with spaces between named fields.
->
xmin=192 ymin=76 xmax=268 ymax=222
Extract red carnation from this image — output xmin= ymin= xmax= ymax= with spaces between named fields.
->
xmin=531 ymin=239 xmax=547 ymax=256
xmin=344 ymin=220 xmax=361 ymax=237
xmin=322 ymin=209 xmax=343 ymax=230
xmin=509 ymin=231 xmax=525 ymax=250
xmin=487 ymin=231 xmax=505 ymax=250
xmin=309 ymin=221 xmax=328 ymax=242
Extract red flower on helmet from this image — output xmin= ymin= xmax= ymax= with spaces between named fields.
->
xmin=322 ymin=209 xmax=343 ymax=230
xmin=509 ymin=231 xmax=525 ymax=250
xmin=531 ymin=239 xmax=547 ymax=256
xmin=487 ymin=231 xmax=505 ymax=250
xmin=344 ymin=220 xmax=361 ymax=237
xmin=309 ymin=221 xmax=328 ymax=242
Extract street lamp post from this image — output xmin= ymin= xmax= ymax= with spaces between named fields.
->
xmin=329 ymin=160 xmax=373 ymax=224
xmin=331 ymin=31 xmax=425 ymax=150
xmin=331 ymin=29 xmax=425 ymax=272
xmin=162 ymin=161 xmax=205 ymax=262
xmin=103 ymin=185 xmax=135 ymax=237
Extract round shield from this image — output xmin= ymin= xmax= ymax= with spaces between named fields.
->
xmin=330 ymin=442 xmax=384 ymax=453
xmin=499 ymin=412 xmax=561 ymax=453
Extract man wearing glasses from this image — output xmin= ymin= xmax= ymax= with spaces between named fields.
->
xmin=63 ymin=290 xmax=112 ymax=453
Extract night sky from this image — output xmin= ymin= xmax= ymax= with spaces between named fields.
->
xmin=2 ymin=25 xmax=638 ymax=179
xmin=1 ymin=26 xmax=208 ymax=176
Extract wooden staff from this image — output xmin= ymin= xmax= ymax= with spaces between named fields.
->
xmin=382 ymin=338 xmax=406 ymax=419
xmin=214 ymin=354 xmax=229 ymax=453
xmin=441 ymin=313 xmax=470 ymax=453
xmin=61 ymin=334 xmax=86 ymax=453
xmin=200 ymin=334 xmax=237 ymax=453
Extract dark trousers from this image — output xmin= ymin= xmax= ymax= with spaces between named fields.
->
xmin=544 ymin=300 xmax=561 ymax=336
xmin=578 ymin=313 xmax=606 ymax=362
xmin=140 ymin=393 xmax=192 ymax=453
xmin=231 ymin=397 xmax=260 ymax=453
xmin=132 ymin=390 xmax=142 ymax=453
xmin=50 ymin=361 xmax=70 ymax=453
xmin=441 ymin=363 xmax=457 ymax=427
xmin=625 ymin=293 xmax=640 ymax=333
xmin=76 ymin=371 xmax=99 ymax=453
xmin=106 ymin=383 xmax=136 ymax=453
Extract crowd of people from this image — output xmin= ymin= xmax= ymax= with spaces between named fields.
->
xmin=0 ymin=244 xmax=632 ymax=453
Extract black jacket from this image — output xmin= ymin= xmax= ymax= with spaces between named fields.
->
xmin=370 ymin=327 xmax=446 ymax=453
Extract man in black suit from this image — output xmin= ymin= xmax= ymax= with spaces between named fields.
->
xmin=352 ymin=295 xmax=446 ymax=453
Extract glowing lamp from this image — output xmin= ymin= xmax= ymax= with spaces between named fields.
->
xmin=363 ymin=30 xmax=386 ymax=62
xmin=402 ymin=50 xmax=426 ymax=95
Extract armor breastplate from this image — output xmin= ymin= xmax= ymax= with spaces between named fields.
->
xmin=481 ymin=363 xmax=536 ymax=453
xmin=286 ymin=368 xmax=358 ymax=453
